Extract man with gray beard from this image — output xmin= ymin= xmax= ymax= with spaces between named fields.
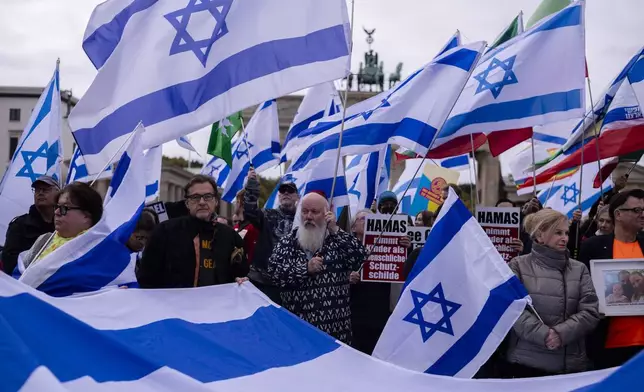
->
xmin=267 ymin=192 xmax=367 ymax=344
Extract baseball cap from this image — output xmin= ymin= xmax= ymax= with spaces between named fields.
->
xmin=378 ymin=191 xmax=397 ymax=205
xmin=278 ymin=182 xmax=298 ymax=194
xmin=31 ymin=175 xmax=60 ymax=189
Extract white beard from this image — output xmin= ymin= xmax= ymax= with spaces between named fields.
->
xmin=297 ymin=222 xmax=327 ymax=252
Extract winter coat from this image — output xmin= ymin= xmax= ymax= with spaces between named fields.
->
xmin=268 ymin=229 xmax=367 ymax=344
xmin=2 ymin=205 xmax=54 ymax=274
xmin=137 ymin=216 xmax=248 ymax=288
xmin=506 ymin=243 xmax=600 ymax=374
xmin=243 ymin=176 xmax=295 ymax=283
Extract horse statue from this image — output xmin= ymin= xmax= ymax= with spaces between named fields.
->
xmin=388 ymin=62 xmax=403 ymax=89
xmin=357 ymin=50 xmax=384 ymax=92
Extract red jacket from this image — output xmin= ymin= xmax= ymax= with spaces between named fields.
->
xmin=234 ymin=222 xmax=259 ymax=265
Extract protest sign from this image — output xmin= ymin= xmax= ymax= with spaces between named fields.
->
xmin=409 ymin=164 xmax=460 ymax=215
xmin=146 ymin=201 xmax=169 ymax=222
xmin=476 ymin=206 xmax=521 ymax=262
xmin=361 ymin=214 xmax=409 ymax=283
xmin=406 ymin=226 xmax=431 ymax=250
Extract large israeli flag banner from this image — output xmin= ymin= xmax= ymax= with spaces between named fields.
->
xmin=16 ymin=125 xmax=146 ymax=297
xmin=0 ymin=63 xmax=61 ymax=246
xmin=429 ymin=1 xmax=586 ymax=157
xmin=288 ymin=41 xmax=486 ymax=172
xmin=374 ymin=189 xmax=531 ymax=378
xmin=282 ymin=82 xmax=343 ymax=163
xmin=2 ymin=271 xmax=636 ymax=391
xmin=72 ymin=0 xmax=351 ymax=174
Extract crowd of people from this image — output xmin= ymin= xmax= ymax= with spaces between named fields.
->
xmin=0 ymin=170 xmax=642 ymax=379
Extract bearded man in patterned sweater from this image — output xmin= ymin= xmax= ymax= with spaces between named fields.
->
xmin=267 ymin=191 xmax=367 ymax=344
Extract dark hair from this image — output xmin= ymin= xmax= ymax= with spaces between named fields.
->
xmin=58 ymin=182 xmax=103 ymax=225
xmin=609 ymin=189 xmax=644 ymax=221
xmin=184 ymin=175 xmax=220 ymax=199
xmin=416 ymin=210 xmax=434 ymax=227
xmin=135 ymin=209 xmax=158 ymax=232
xmin=142 ymin=207 xmax=159 ymax=225
xmin=495 ymin=198 xmax=515 ymax=207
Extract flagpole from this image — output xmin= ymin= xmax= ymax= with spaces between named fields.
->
xmin=544 ymin=176 xmax=558 ymax=202
xmin=358 ymin=45 xmax=486 ymax=273
xmin=574 ymin=125 xmax=587 ymax=259
xmin=329 ymin=0 xmax=355 ymax=202
xmin=586 ymin=76 xmax=604 ymax=199
xmin=55 ymin=58 xmax=63 ymax=188
xmin=89 ymin=122 xmax=140 ymax=187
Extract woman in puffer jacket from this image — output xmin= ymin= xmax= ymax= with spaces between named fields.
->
xmin=502 ymin=209 xmax=600 ymax=378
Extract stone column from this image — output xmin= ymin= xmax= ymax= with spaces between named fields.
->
xmin=475 ymin=147 xmax=502 ymax=207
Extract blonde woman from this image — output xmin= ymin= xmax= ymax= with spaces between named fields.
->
xmin=502 ymin=209 xmax=600 ymax=378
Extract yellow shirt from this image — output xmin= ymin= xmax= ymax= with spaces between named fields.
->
xmin=605 ymin=239 xmax=644 ymax=349
xmin=34 ymin=231 xmax=86 ymax=263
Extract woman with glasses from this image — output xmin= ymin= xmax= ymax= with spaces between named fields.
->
xmin=21 ymin=182 xmax=103 ymax=269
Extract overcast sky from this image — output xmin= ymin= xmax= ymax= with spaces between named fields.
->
xmin=1 ymin=0 xmax=642 ymax=178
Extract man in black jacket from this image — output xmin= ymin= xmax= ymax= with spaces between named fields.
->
xmin=244 ymin=168 xmax=298 ymax=304
xmin=2 ymin=176 xmax=58 ymax=274
xmin=137 ymin=175 xmax=248 ymax=288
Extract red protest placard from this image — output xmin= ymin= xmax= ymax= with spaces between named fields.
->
xmin=476 ymin=206 xmax=521 ymax=263
xmin=361 ymin=214 xmax=409 ymax=283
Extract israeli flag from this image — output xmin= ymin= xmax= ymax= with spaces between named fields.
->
xmin=430 ymin=2 xmax=586 ymax=157
xmin=538 ymin=160 xmax=614 ymax=218
xmin=282 ymin=82 xmax=343 ymax=163
xmin=219 ymin=135 xmax=251 ymax=203
xmin=265 ymin=157 xmax=349 ymax=210
xmin=17 ymin=125 xmax=147 ymax=297
xmin=288 ymin=42 xmax=486 ymax=172
xmin=144 ymin=145 xmax=162 ymax=202
xmin=0 ymin=273 xmax=625 ymax=391
xmin=245 ymin=100 xmax=281 ymax=172
xmin=345 ymin=148 xmax=390 ymax=218
xmin=0 ymin=63 xmax=61 ymax=246
xmin=201 ymin=156 xmax=230 ymax=185
xmin=71 ymin=0 xmax=351 ymax=174
xmin=631 ymin=50 xmax=644 ymax=107
xmin=66 ymin=145 xmax=113 ymax=184
xmin=436 ymin=30 xmax=461 ymax=58
xmin=176 ymin=135 xmax=200 ymax=156
xmin=374 ymin=189 xmax=531 ymax=378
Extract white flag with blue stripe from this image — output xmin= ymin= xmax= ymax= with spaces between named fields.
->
xmin=71 ymin=0 xmax=351 ymax=174
xmin=288 ymin=42 xmax=486 ymax=172
xmin=66 ymin=145 xmax=113 ymax=184
xmin=429 ymin=1 xmax=586 ymax=157
xmin=17 ymin=124 xmax=147 ymax=297
xmin=1 ymin=270 xmax=626 ymax=391
xmin=629 ymin=50 xmax=644 ymax=109
xmin=374 ymin=189 xmax=531 ymax=378
xmin=538 ymin=160 xmax=614 ymax=218
xmin=201 ymin=155 xmax=230 ymax=186
xmin=282 ymin=82 xmax=343 ymax=162
xmin=0 ymin=63 xmax=61 ymax=246
xmin=265 ymin=157 xmax=349 ymax=210
xmin=245 ymin=100 xmax=281 ymax=173
xmin=345 ymin=148 xmax=390 ymax=218
xmin=144 ymin=145 xmax=162 ymax=202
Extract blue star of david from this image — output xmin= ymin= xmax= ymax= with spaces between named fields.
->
xmin=165 ymin=0 xmax=232 ymax=67
xmin=362 ymin=98 xmax=392 ymax=121
xmin=209 ymin=164 xmax=221 ymax=177
xmin=561 ymin=183 xmax=580 ymax=206
xmin=474 ymin=55 xmax=518 ymax=99
xmin=348 ymin=175 xmax=361 ymax=200
xmin=403 ymin=283 xmax=462 ymax=343
xmin=16 ymin=142 xmax=50 ymax=183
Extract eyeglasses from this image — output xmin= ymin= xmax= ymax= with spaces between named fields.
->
xmin=186 ymin=193 xmax=216 ymax=203
xmin=32 ymin=187 xmax=54 ymax=195
xmin=55 ymin=204 xmax=83 ymax=216
xmin=278 ymin=187 xmax=296 ymax=195
xmin=618 ymin=207 xmax=644 ymax=215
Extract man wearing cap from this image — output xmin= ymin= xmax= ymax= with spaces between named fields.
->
xmin=2 ymin=176 xmax=58 ymax=274
xmin=243 ymin=168 xmax=299 ymax=303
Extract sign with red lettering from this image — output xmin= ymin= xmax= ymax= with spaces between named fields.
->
xmin=476 ymin=206 xmax=521 ymax=262
xmin=361 ymin=214 xmax=409 ymax=283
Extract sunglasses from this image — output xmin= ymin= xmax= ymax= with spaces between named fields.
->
xmin=278 ymin=187 xmax=296 ymax=194
xmin=55 ymin=205 xmax=83 ymax=216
